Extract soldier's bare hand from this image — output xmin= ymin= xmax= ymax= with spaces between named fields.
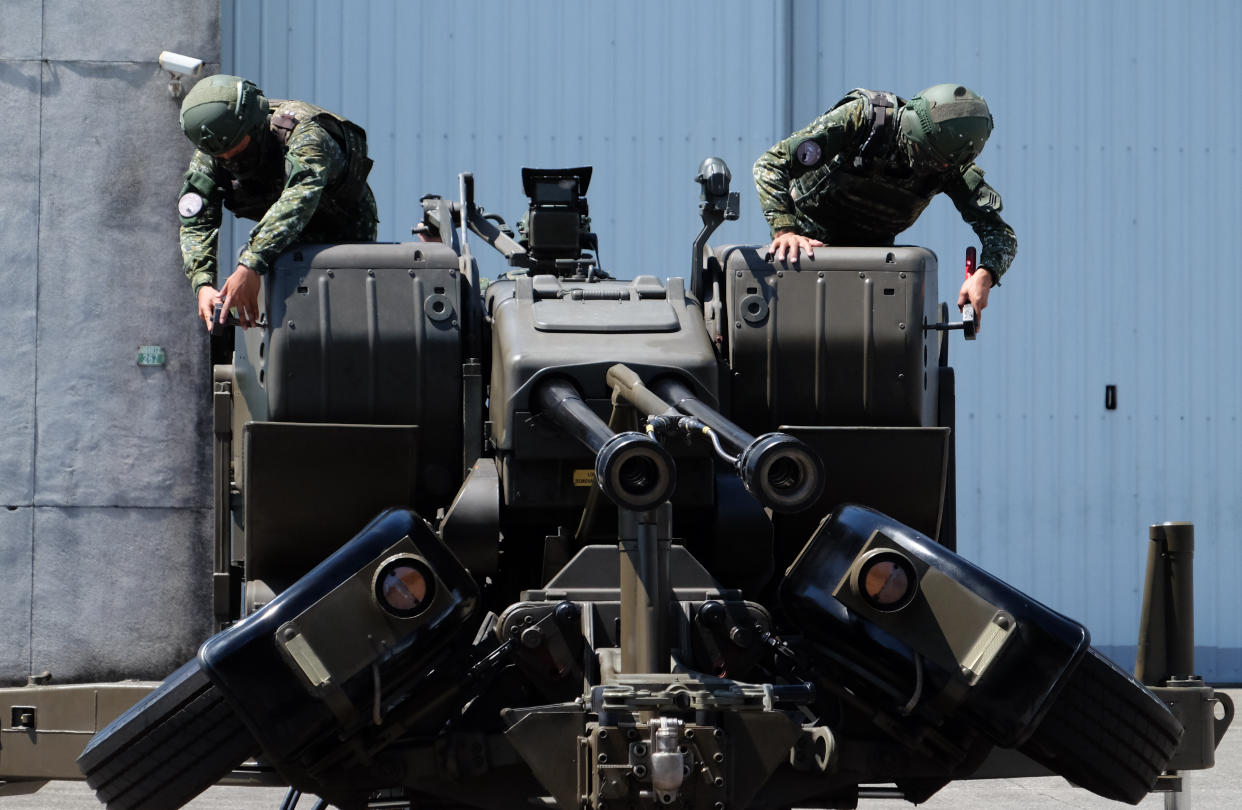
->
xmin=197 ymin=286 xmax=222 ymax=333
xmin=766 ymin=231 xmax=824 ymax=266
xmin=957 ymin=268 xmax=994 ymax=331
xmin=219 ymin=263 xmax=262 ymax=329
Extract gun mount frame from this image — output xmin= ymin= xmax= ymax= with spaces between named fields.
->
xmin=1 ymin=161 xmax=1231 ymax=809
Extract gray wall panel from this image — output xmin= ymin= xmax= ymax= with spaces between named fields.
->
xmin=0 ymin=61 xmax=40 ymax=507
xmin=29 ymin=507 xmax=212 ymax=681
xmin=0 ymin=509 xmax=34 ymax=683
xmin=0 ymin=0 xmax=42 ymax=59
xmin=0 ymin=1 xmax=221 ymax=684
xmin=35 ymin=63 xmax=212 ymax=509
xmin=41 ymin=0 xmax=217 ymax=62
xmin=796 ymin=0 xmax=1242 ymax=677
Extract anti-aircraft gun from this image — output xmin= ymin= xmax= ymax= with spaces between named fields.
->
xmin=1 ymin=160 xmax=1231 ymax=808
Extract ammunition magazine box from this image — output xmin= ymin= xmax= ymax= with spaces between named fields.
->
xmin=241 ymin=243 xmax=467 ymax=589
xmin=719 ymin=245 xmax=940 ymax=432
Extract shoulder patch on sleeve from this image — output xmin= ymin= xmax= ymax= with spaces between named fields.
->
xmin=794 ymin=137 xmax=824 ymax=167
xmin=178 ymin=192 xmax=204 ymax=218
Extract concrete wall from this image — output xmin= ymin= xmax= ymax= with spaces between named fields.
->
xmin=0 ymin=1 xmax=221 ymax=685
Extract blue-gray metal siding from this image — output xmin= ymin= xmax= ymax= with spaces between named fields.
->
xmin=223 ymin=0 xmax=1242 ymax=680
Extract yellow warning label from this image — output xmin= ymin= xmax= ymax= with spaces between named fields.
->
xmin=572 ymin=469 xmax=596 ymax=487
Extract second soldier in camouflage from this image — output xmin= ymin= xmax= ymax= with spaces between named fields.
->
xmin=754 ymin=84 xmax=1016 ymax=325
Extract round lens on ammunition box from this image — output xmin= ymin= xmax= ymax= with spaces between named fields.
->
xmin=373 ymin=554 xmax=436 ymax=618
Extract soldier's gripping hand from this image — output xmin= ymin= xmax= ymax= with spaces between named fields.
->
xmin=197 ymin=285 xmax=222 ymax=333
xmin=218 ymin=263 xmax=263 ymax=329
xmin=766 ymin=230 xmax=825 ymax=266
xmin=957 ymin=268 xmax=994 ymax=332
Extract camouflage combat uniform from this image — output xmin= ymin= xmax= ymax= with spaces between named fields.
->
xmin=178 ymin=100 xmax=379 ymax=294
xmin=754 ymin=90 xmax=1016 ymax=281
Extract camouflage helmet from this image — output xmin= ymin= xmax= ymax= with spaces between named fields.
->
xmin=179 ymin=74 xmax=269 ymax=155
xmin=898 ymin=84 xmax=993 ymax=170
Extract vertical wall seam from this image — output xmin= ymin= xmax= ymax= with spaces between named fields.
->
xmin=781 ymin=0 xmax=795 ymax=138
xmin=29 ymin=0 xmax=47 ymax=679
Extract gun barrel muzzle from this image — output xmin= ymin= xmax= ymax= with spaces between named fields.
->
xmin=535 ymin=376 xmax=676 ymax=511
xmin=651 ymin=378 xmax=823 ymax=513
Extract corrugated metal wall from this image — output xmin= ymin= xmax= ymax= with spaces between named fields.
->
xmin=222 ymin=0 xmax=1241 ymax=679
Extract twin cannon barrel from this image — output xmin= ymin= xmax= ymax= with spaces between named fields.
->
xmin=534 ymin=363 xmax=825 ymax=515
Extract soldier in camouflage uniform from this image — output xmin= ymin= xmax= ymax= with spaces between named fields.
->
xmin=754 ymin=84 xmax=1016 ymax=326
xmin=177 ymin=74 xmax=378 ymax=331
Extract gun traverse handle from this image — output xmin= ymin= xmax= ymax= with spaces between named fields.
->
xmin=962 ymin=246 xmax=977 ymax=340
xmin=923 ymin=246 xmax=978 ymax=339
xmin=210 ymin=303 xmax=267 ymax=335
xmin=209 ymin=303 xmax=235 ymax=337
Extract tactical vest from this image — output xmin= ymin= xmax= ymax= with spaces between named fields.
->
xmin=789 ymin=88 xmax=946 ymax=244
xmin=267 ymin=99 xmax=374 ymax=203
xmin=215 ymin=100 xmax=374 ymax=224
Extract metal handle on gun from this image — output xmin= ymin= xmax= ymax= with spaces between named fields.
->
xmin=211 ymin=303 xmax=268 ymax=336
xmin=923 ymin=246 xmax=978 ymax=340
xmin=960 ymin=246 xmax=977 ymax=340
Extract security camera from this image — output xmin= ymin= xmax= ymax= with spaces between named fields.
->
xmin=158 ymin=51 xmax=204 ymax=77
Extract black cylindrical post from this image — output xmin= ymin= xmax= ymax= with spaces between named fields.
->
xmin=619 ymin=508 xmax=670 ymax=675
xmin=1136 ymin=522 xmax=1196 ymax=685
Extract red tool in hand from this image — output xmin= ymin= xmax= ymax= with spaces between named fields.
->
xmin=960 ymin=246 xmax=977 ymax=340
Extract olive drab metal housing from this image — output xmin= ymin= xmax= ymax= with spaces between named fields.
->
xmin=0 ymin=159 xmax=1231 ymax=808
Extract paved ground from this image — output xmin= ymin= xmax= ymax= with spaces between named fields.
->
xmin=8 ymin=689 xmax=1240 ymax=809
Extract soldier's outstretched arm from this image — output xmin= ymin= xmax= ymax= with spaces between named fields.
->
xmin=178 ymin=152 xmax=226 ymax=330
xmin=236 ymin=123 xmax=338 ymax=277
xmin=754 ymin=141 xmax=822 ymax=264
xmin=753 ymin=101 xmax=863 ymax=265
xmin=947 ymin=164 xmax=1017 ymax=329
xmin=948 ymin=164 xmax=1017 ymax=284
